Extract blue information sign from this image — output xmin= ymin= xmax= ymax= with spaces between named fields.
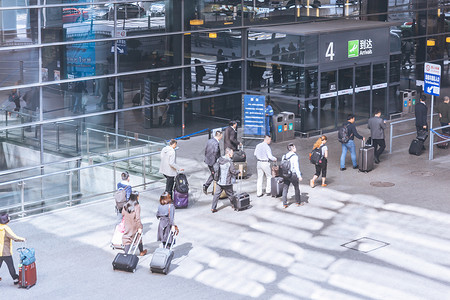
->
xmin=243 ymin=95 xmax=265 ymax=136
xmin=424 ymin=62 xmax=441 ymax=96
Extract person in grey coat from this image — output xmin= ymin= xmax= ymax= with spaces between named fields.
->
xmin=159 ymin=139 xmax=183 ymax=198
xmin=156 ymin=192 xmax=177 ymax=248
xmin=203 ymin=130 xmax=223 ymax=194
xmin=368 ymin=108 xmax=386 ymax=164
xmin=211 ymin=148 xmax=240 ymax=213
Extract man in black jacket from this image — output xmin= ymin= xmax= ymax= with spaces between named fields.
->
xmin=203 ymin=130 xmax=223 ymax=194
xmin=415 ymin=94 xmax=428 ymax=134
xmin=223 ymin=120 xmax=240 ymax=151
xmin=340 ymin=114 xmax=365 ymax=171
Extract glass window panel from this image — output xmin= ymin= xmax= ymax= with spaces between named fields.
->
xmin=41 ymin=41 xmax=113 ymax=82
xmin=118 ymin=35 xmax=182 ymax=73
xmin=0 ymin=48 xmax=39 ymax=85
xmin=0 ymin=8 xmax=39 ymax=46
xmin=390 ymin=54 xmax=401 ymax=83
xmin=373 ymin=63 xmax=387 ymax=85
xmin=186 ymin=30 xmax=242 ymax=63
xmin=184 ymin=0 xmax=242 ymax=29
xmin=243 ymin=1 xmax=297 ymax=26
xmin=189 ymin=62 xmax=241 ymax=97
xmin=248 ymin=33 xmax=301 ymax=64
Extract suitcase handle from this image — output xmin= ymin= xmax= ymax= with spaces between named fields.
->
xmin=164 ymin=230 xmax=178 ymax=250
xmin=128 ymin=232 xmax=143 ymax=255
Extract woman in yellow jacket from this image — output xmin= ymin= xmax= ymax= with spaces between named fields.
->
xmin=0 ymin=213 xmax=25 ymax=284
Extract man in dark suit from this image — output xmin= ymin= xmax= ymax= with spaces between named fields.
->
xmin=223 ymin=121 xmax=240 ymax=151
xmin=203 ymin=130 xmax=223 ymax=194
xmin=415 ymin=94 xmax=428 ymax=134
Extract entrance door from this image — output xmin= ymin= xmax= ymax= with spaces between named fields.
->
xmin=337 ymin=67 xmax=353 ymax=126
xmin=354 ymin=64 xmax=371 ymax=121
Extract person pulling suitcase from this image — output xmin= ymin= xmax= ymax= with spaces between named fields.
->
xmin=0 ymin=213 xmax=26 ymax=285
xmin=254 ymin=135 xmax=277 ymax=197
xmin=211 ymin=148 xmax=240 ymax=213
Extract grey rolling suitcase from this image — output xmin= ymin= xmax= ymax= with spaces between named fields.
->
xmin=112 ymin=232 xmax=142 ymax=272
xmin=232 ymin=171 xmax=251 ymax=211
xmin=271 ymin=177 xmax=283 ymax=197
xmin=150 ymin=230 xmax=178 ymax=275
xmin=358 ymin=140 xmax=374 ymax=172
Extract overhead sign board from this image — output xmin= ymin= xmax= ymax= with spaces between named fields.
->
xmin=320 ymin=28 xmax=389 ymax=64
xmin=424 ymin=62 xmax=441 ymax=96
xmin=243 ymin=95 xmax=265 ymax=136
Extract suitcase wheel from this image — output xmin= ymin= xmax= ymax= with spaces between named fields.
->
xmin=132 ymin=268 xmax=136 ymax=273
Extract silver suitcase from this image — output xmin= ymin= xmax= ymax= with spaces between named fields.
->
xmin=150 ymin=230 xmax=178 ymax=275
xmin=358 ymin=140 xmax=374 ymax=172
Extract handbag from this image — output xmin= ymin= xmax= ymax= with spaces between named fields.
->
xmin=18 ymin=247 xmax=36 ymax=266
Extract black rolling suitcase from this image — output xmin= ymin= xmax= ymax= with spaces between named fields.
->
xmin=409 ymin=139 xmax=424 ymax=156
xmin=358 ymin=140 xmax=374 ymax=172
xmin=232 ymin=172 xmax=251 ymax=211
xmin=150 ymin=230 xmax=178 ymax=275
xmin=271 ymin=177 xmax=283 ymax=197
xmin=112 ymin=232 xmax=142 ymax=273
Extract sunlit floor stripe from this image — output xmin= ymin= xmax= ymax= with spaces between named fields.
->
xmin=195 ymin=268 xmax=265 ymax=298
xmin=329 ymin=259 xmax=450 ymax=299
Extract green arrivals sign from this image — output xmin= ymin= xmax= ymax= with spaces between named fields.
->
xmin=348 ymin=40 xmax=359 ymax=58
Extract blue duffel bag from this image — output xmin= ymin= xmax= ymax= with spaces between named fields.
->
xmin=18 ymin=247 xmax=36 ymax=266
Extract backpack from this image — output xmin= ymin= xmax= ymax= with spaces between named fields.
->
xmin=280 ymin=154 xmax=295 ymax=179
xmin=114 ymin=188 xmax=128 ymax=211
xmin=174 ymin=173 xmax=189 ymax=193
xmin=309 ymin=146 xmax=323 ymax=165
xmin=338 ymin=124 xmax=350 ymax=143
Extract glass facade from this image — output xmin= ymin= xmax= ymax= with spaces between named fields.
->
xmin=0 ymin=0 xmax=448 ymax=164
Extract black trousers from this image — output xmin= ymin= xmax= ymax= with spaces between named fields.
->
xmin=314 ymin=159 xmax=327 ymax=178
xmin=124 ymin=241 xmax=144 ymax=254
xmin=0 ymin=256 xmax=19 ymax=280
xmin=164 ymin=175 xmax=175 ymax=198
xmin=204 ymin=165 xmax=215 ymax=189
xmin=282 ymin=174 xmax=301 ymax=205
xmin=372 ymin=139 xmax=386 ymax=159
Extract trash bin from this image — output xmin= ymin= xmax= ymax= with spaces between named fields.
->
xmin=272 ymin=114 xmax=285 ymax=142
xmin=405 ymin=89 xmax=417 ymax=113
xmin=399 ymin=90 xmax=411 ymax=114
xmin=281 ymin=111 xmax=295 ymax=141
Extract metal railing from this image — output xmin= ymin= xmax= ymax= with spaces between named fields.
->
xmin=429 ymin=125 xmax=450 ymax=160
xmin=0 ymin=150 xmax=163 ymax=219
xmin=389 ymin=113 xmax=437 ymax=154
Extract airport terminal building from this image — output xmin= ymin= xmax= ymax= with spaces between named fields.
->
xmin=0 ymin=0 xmax=449 ymax=214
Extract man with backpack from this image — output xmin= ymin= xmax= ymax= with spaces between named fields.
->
xmin=339 ymin=114 xmax=365 ymax=171
xmin=280 ymin=143 xmax=304 ymax=208
xmin=115 ymin=171 xmax=132 ymax=223
xmin=211 ymin=148 xmax=240 ymax=213
xmin=159 ymin=139 xmax=184 ymax=198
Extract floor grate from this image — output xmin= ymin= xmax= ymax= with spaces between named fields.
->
xmin=341 ymin=237 xmax=390 ymax=253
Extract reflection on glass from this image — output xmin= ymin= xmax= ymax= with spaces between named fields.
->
xmin=187 ymin=30 xmax=242 ymax=63
xmin=190 ymin=61 xmax=241 ymax=96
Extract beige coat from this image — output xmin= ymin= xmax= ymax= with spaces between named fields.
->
xmin=159 ymin=145 xmax=180 ymax=177
xmin=122 ymin=204 xmax=143 ymax=246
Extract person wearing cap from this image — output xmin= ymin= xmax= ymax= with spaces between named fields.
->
xmin=0 ymin=213 xmax=26 ymax=284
